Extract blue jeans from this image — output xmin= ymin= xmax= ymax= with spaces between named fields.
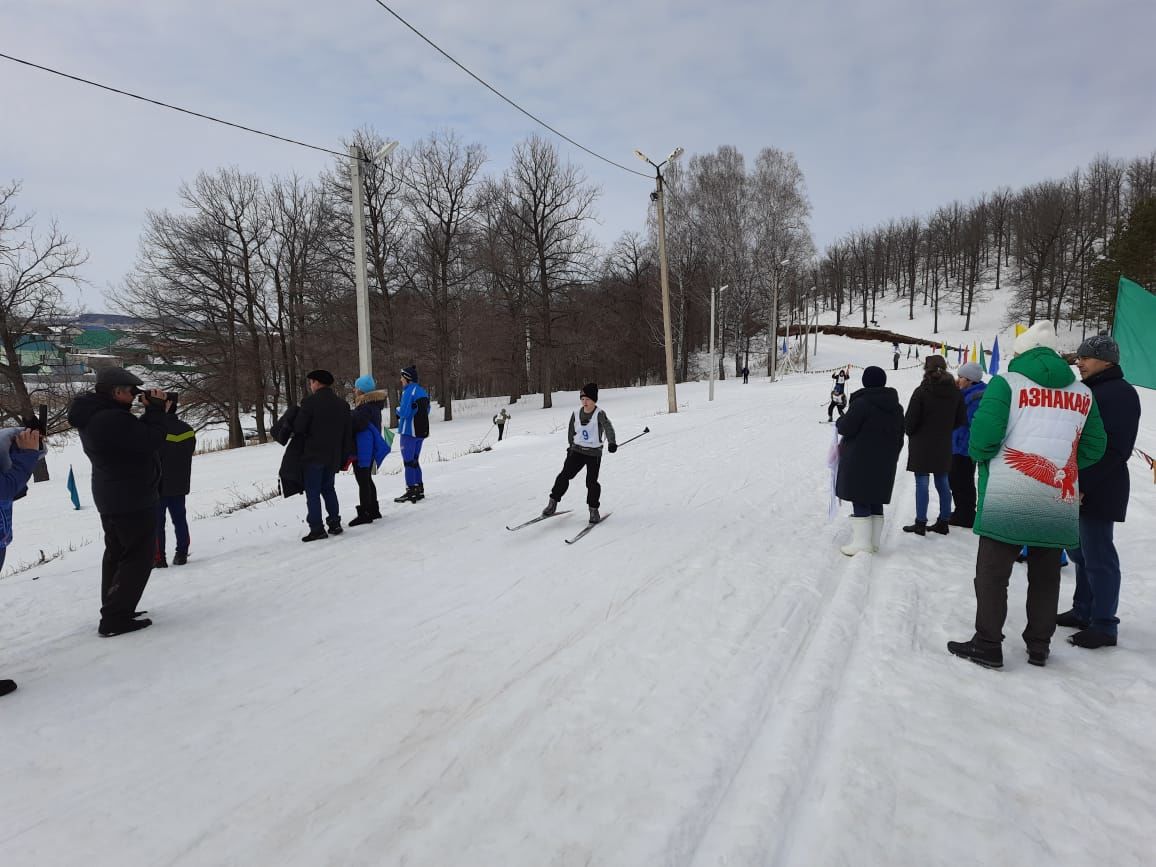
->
xmin=1068 ymin=517 xmax=1120 ymax=636
xmin=156 ymin=495 xmax=190 ymax=557
xmin=304 ymin=463 xmax=340 ymax=530
xmin=852 ymin=503 xmax=883 ymax=517
xmin=400 ymin=435 xmax=424 ymax=486
xmin=914 ymin=473 xmax=951 ymax=522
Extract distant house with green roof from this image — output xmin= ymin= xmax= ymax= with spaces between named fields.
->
xmin=68 ymin=328 xmax=129 ymax=353
xmin=15 ymin=337 xmax=64 ymax=366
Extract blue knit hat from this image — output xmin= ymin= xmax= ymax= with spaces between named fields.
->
xmin=354 ymin=374 xmax=376 ymax=393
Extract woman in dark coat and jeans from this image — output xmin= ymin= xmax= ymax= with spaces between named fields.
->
xmin=836 ymin=366 xmax=905 ymax=556
xmin=903 ymin=354 xmax=967 ymax=536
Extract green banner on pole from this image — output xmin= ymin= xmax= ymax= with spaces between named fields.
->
xmin=1115 ymin=276 xmax=1156 ymax=389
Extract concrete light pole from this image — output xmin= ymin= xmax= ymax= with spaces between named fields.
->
xmin=635 ymin=147 xmax=684 ymax=414
xmin=350 ymin=139 xmax=398 ymax=380
xmin=709 ymin=284 xmax=729 ymax=401
xmin=769 ymin=257 xmax=791 ymax=383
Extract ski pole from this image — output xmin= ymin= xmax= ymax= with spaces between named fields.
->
xmin=616 ymin=427 xmax=650 ymax=448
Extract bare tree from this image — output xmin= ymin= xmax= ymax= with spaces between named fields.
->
xmin=0 ymin=181 xmax=86 ymax=427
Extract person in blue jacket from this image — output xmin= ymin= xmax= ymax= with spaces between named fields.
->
xmin=394 ymin=365 xmax=430 ymax=503
xmin=947 ymin=362 xmax=986 ymax=528
xmin=347 ymin=374 xmax=391 ymax=526
xmin=1 ymin=424 xmax=45 ymax=698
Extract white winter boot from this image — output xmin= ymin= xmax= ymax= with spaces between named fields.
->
xmin=870 ymin=514 xmax=884 ymax=553
xmin=840 ymin=516 xmax=874 ymax=557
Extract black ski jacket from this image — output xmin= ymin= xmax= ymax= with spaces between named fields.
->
xmin=67 ymin=392 xmax=166 ymax=515
xmin=836 ymin=386 xmax=905 ymax=505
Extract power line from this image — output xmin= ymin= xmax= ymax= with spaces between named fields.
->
xmin=366 ymin=0 xmax=650 ymax=179
xmin=0 ymin=52 xmax=349 ymax=160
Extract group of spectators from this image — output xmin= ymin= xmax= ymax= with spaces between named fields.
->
xmin=834 ymin=321 xmax=1142 ymax=668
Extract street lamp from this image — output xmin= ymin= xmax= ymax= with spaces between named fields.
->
xmin=709 ymin=284 xmax=729 ymax=401
xmin=635 ymin=146 xmax=684 ymax=414
xmin=769 ymin=256 xmax=791 ymax=382
xmin=350 ymin=139 xmax=399 ymax=380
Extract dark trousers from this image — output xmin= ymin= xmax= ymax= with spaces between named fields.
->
xmin=100 ymin=508 xmax=156 ymax=623
xmin=550 ymin=450 xmax=602 ymax=508
xmin=353 ymin=465 xmax=378 ymax=513
xmin=893 ymin=355 xmax=900 ymax=370
xmin=973 ymin=536 xmax=1062 ymax=652
xmin=496 ymin=424 xmax=505 ymax=442
xmin=304 ymin=463 xmax=340 ymax=530
xmin=155 ymin=495 xmax=190 ymax=558
xmin=948 ymin=454 xmax=977 ymax=524
xmin=827 ymin=400 xmax=845 ymax=421
xmin=1068 ymin=516 xmax=1121 ymax=636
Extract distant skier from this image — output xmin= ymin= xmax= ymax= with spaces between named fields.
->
xmin=493 ymin=407 xmax=511 ymax=441
xmin=892 ymin=342 xmax=900 ymax=371
xmin=742 ymin=365 xmax=750 ymax=384
xmin=827 ymin=368 xmax=849 ymax=422
xmin=541 ymin=383 xmax=617 ymax=525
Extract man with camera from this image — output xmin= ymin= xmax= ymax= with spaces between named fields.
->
xmin=68 ymin=366 xmax=169 ymax=637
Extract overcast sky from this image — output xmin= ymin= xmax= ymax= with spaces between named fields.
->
xmin=3 ymin=0 xmax=1155 ymax=310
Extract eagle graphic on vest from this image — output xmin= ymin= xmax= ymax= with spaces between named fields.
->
xmin=1003 ymin=428 xmax=1082 ymax=502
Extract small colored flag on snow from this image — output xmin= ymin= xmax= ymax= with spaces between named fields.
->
xmin=67 ymin=465 xmax=81 ymax=510
xmin=1014 ymin=323 xmax=1027 ymax=338
xmin=989 ymin=336 xmax=1001 ymax=375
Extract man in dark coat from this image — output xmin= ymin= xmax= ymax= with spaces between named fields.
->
xmin=1059 ymin=333 xmax=1142 ymax=648
xmin=272 ymin=405 xmax=305 ymax=497
xmin=294 ymin=369 xmax=353 ymax=541
xmin=155 ymin=398 xmax=196 ymax=567
xmin=903 ymin=354 xmax=966 ymax=535
xmin=836 ymin=366 xmax=905 ymax=555
xmin=67 ymin=367 xmax=169 ymax=637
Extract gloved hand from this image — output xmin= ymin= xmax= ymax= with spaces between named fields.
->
xmin=608 ymin=442 xmax=617 ymax=454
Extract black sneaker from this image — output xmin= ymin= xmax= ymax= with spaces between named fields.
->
xmin=301 ymin=528 xmax=328 ymax=542
xmin=410 ymin=484 xmax=425 ymax=502
xmin=1056 ymin=609 xmax=1090 ymax=630
xmin=1068 ymin=629 xmax=1117 ymax=649
xmin=902 ymin=521 xmax=928 ymax=536
xmin=0 ymin=679 xmax=16 ymax=697
xmin=928 ymin=520 xmax=950 ymax=535
xmin=947 ymin=639 xmax=1003 ymax=669
xmin=173 ymin=553 xmax=188 ymax=566
xmin=99 ymin=618 xmax=153 ymax=637
xmin=1027 ymin=648 xmax=1049 ymax=667
xmin=394 ymin=487 xmax=415 ymax=503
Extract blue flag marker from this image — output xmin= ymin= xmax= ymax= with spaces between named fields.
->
xmin=988 ymin=336 xmax=1001 ymax=376
xmin=67 ymin=465 xmax=81 ymax=510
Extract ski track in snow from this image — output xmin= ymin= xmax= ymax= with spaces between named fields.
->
xmin=3 ymin=308 xmax=1155 ymax=866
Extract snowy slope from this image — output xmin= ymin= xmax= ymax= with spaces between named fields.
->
xmin=2 ymin=360 xmax=1154 ymax=866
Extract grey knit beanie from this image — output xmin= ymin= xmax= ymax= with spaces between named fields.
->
xmin=1075 ymin=332 xmax=1120 ymax=364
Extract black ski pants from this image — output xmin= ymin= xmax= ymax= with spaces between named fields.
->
xmin=353 ymin=465 xmax=378 ymax=514
xmin=827 ymin=400 xmax=845 ymax=421
xmin=550 ymin=450 xmax=602 ymax=508
xmin=972 ymin=536 xmax=1062 ymax=653
xmin=949 ymin=454 xmax=977 ymax=524
xmin=100 ymin=508 xmax=157 ymax=624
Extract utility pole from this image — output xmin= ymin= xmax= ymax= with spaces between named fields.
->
xmin=709 ymin=284 xmax=728 ymax=401
xmin=635 ymin=147 xmax=684 ymax=414
xmin=349 ymin=145 xmax=372 ymax=380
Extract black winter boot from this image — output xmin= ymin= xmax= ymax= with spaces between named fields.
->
xmin=1028 ymin=648 xmax=1049 ymax=667
xmin=902 ymin=520 xmax=928 ymax=536
xmin=394 ymin=487 xmax=416 ymax=503
xmin=327 ymin=519 xmax=344 ymax=536
xmin=154 ymin=555 xmax=169 ymax=568
xmin=173 ymin=552 xmax=188 ymax=566
xmin=367 ymin=502 xmax=382 ymax=520
xmin=0 ymin=679 xmax=16 ymax=697
xmin=99 ymin=617 xmax=153 ymax=637
xmin=301 ymin=527 xmax=328 ymax=542
xmin=348 ymin=507 xmax=374 ymax=527
xmin=410 ymin=483 xmax=425 ymax=502
xmin=1068 ymin=629 xmax=1117 ymax=649
xmin=928 ymin=519 xmax=950 ymax=535
xmin=589 ymin=507 xmax=601 ymax=524
xmin=1056 ymin=609 xmax=1090 ymax=629
xmin=541 ymin=497 xmax=558 ymax=517
xmin=947 ymin=639 xmax=1003 ymax=669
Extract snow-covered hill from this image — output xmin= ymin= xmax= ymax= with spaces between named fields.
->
xmin=2 ymin=356 xmax=1154 ymax=865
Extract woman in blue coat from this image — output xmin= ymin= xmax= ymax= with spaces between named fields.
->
xmin=348 ymin=374 xmax=391 ymax=526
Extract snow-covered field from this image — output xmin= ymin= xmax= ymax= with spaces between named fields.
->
xmin=2 ymin=316 xmax=1154 ymax=866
